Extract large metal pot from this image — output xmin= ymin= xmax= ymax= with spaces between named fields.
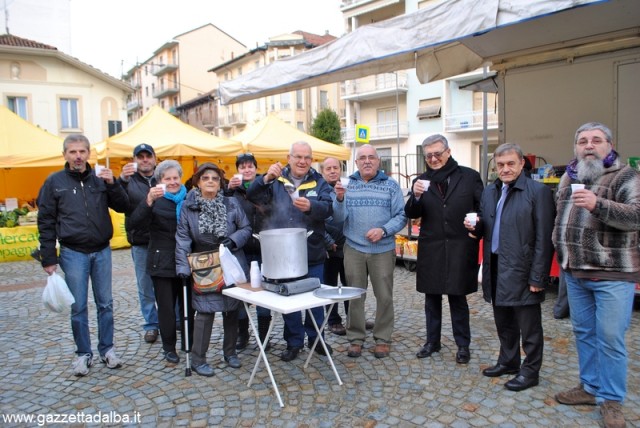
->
xmin=253 ymin=228 xmax=311 ymax=280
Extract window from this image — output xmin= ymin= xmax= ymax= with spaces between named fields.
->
xmin=145 ymin=86 xmax=149 ymax=96
xmin=7 ymin=96 xmax=28 ymax=120
xmin=320 ymin=91 xmax=329 ymax=109
xmin=296 ymin=90 xmax=303 ymax=109
xmin=255 ymin=98 xmax=261 ymax=112
xmin=297 ymin=122 xmax=304 ymax=131
xmin=280 ymin=93 xmax=291 ymax=110
xmin=237 ymin=67 xmax=242 ymax=76
xmin=60 ymin=98 xmax=79 ymax=129
xmin=417 ymin=98 xmax=441 ymax=119
xmin=270 ymin=96 xmax=275 ymax=111
xmin=377 ymin=107 xmax=397 ymax=136
xmin=378 ymin=148 xmax=392 ymax=175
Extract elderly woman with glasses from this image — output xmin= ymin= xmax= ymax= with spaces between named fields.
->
xmin=175 ymin=162 xmax=251 ymax=377
xmin=128 ymin=159 xmax=193 ymax=366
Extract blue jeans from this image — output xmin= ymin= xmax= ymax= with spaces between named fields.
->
xmin=131 ymin=245 xmax=158 ymax=331
xmin=564 ymin=271 xmax=635 ymax=403
xmin=282 ymin=263 xmax=325 ymax=348
xmin=59 ymin=246 xmax=115 ymax=357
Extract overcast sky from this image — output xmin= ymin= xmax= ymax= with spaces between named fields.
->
xmin=2 ymin=0 xmax=344 ymax=78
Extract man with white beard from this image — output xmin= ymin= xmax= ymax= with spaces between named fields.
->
xmin=553 ymin=122 xmax=640 ymax=428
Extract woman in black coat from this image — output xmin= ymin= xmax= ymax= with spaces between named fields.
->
xmin=129 ymin=159 xmax=193 ymax=365
xmin=404 ymin=134 xmax=483 ymax=364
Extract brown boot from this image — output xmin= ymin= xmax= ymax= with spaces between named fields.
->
xmin=600 ymin=401 xmax=626 ymax=428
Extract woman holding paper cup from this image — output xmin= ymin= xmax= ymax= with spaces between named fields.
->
xmin=175 ymin=162 xmax=251 ymax=376
xmin=128 ymin=160 xmax=192 ymax=367
xmin=404 ymin=134 xmax=484 ymax=364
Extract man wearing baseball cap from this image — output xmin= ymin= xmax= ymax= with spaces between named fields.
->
xmin=118 ymin=143 xmax=159 ymax=343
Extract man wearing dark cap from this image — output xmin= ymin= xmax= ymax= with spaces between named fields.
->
xmin=118 ymin=143 xmax=159 ymax=343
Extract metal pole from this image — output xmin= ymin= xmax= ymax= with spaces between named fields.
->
xmin=482 ymin=66 xmax=489 ymax=185
xmin=395 ymin=72 xmax=401 ymax=185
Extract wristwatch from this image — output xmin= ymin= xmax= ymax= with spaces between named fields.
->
xmin=381 ymin=227 xmax=388 ymax=238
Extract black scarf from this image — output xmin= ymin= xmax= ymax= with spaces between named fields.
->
xmin=424 ymin=157 xmax=459 ymax=197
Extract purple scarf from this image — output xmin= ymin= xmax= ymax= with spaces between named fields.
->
xmin=565 ymin=149 xmax=618 ymax=180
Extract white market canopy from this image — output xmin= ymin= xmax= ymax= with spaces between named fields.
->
xmin=218 ymin=0 xmax=639 ymax=104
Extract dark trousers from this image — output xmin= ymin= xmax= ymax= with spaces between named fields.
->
xmin=323 ymin=256 xmax=349 ymax=325
xmin=282 ymin=263 xmax=325 ymax=348
xmin=191 ymin=310 xmax=238 ymax=366
xmin=490 ymin=254 xmax=543 ymax=378
xmin=152 ymin=276 xmax=193 ymax=353
xmin=424 ymin=294 xmax=470 ymax=347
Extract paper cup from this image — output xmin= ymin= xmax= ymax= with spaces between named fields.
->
xmin=234 ymin=173 xmax=243 ymax=181
xmin=131 ymin=162 xmax=138 ymax=171
xmin=156 ymin=183 xmax=167 ymax=193
xmin=465 ymin=212 xmax=478 ymax=226
xmin=571 ymin=183 xmax=585 ymax=192
xmin=419 ymin=179 xmax=430 ymax=190
xmin=94 ymin=165 xmax=105 ymax=176
xmin=340 ymin=177 xmax=350 ymax=187
xmin=289 ymin=190 xmax=299 ymax=200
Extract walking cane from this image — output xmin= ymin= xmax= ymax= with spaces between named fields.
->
xmin=182 ymin=276 xmax=192 ymax=377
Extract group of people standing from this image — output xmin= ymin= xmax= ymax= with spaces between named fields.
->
xmin=37 ymin=121 xmax=638 ymax=428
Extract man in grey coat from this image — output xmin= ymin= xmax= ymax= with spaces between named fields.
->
xmin=465 ymin=143 xmax=555 ymax=392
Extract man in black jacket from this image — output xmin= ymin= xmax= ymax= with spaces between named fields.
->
xmin=466 ymin=143 xmax=555 ymax=392
xmin=118 ymin=143 xmax=159 ymax=343
xmin=37 ymin=134 xmax=129 ymax=377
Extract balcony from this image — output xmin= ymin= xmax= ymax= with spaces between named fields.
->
xmin=342 ymin=72 xmax=408 ymax=101
xmin=129 ymin=80 xmax=141 ymax=90
xmin=152 ymin=63 xmax=179 ymax=77
xmin=216 ymin=113 xmax=247 ymax=129
xmin=341 ymin=121 xmax=409 ymax=143
xmin=126 ymin=100 xmax=142 ymax=112
xmin=152 ymin=85 xmax=179 ymax=99
xmin=444 ymin=110 xmax=499 ymax=132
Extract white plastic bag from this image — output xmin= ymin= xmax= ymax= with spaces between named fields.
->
xmin=219 ymin=244 xmax=247 ymax=285
xmin=42 ymin=273 xmax=75 ymax=313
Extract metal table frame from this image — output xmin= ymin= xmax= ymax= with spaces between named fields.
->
xmin=223 ymin=284 xmax=358 ymax=407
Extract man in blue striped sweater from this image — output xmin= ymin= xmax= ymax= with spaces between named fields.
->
xmin=333 ymin=144 xmax=407 ymax=358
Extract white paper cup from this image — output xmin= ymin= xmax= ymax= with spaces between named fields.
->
xmin=131 ymin=162 xmax=138 ymax=171
xmin=94 ymin=164 xmax=105 ymax=176
xmin=571 ymin=183 xmax=585 ymax=192
xmin=156 ymin=183 xmax=167 ymax=193
xmin=234 ymin=173 xmax=243 ymax=181
xmin=465 ymin=212 xmax=478 ymax=226
xmin=340 ymin=177 xmax=350 ymax=187
xmin=289 ymin=190 xmax=299 ymax=200
xmin=419 ymin=179 xmax=431 ymax=190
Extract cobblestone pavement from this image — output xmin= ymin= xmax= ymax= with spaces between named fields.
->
xmin=0 ymin=249 xmax=638 ymax=427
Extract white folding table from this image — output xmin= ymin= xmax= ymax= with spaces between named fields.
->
xmin=223 ymin=284 xmax=358 ymax=407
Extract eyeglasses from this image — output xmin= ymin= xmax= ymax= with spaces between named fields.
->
xmin=200 ymin=175 xmax=220 ymax=182
xmin=291 ymin=155 xmax=313 ymax=162
xmin=236 ymin=153 xmax=255 ymax=161
xmin=357 ymin=155 xmax=378 ymax=162
xmin=576 ymin=138 xmax=607 ymax=147
xmin=424 ymin=150 xmax=448 ymax=160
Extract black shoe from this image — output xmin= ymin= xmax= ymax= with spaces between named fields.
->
xmin=224 ymin=355 xmax=242 ymax=368
xmin=280 ymin=347 xmax=301 ymax=362
xmin=416 ymin=342 xmax=441 ymax=359
xmin=164 ymin=351 xmax=180 ymax=364
xmin=309 ymin=342 xmax=333 ymax=356
xmin=505 ymin=374 xmax=539 ymax=391
xmin=191 ymin=363 xmax=214 ymax=377
xmin=236 ymin=334 xmax=249 ymax=350
xmin=482 ymin=363 xmax=520 ymax=377
xmin=456 ymin=346 xmax=470 ymax=364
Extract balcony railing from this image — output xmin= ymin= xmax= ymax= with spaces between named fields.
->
xmin=341 ymin=121 xmax=409 ymax=142
xmin=152 ymin=63 xmax=179 ymax=77
xmin=217 ymin=113 xmax=247 ymax=128
xmin=343 ymin=72 xmax=408 ymax=101
xmin=152 ymin=85 xmax=179 ymax=98
xmin=126 ymin=100 xmax=142 ymax=112
xmin=444 ymin=110 xmax=499 ymax=132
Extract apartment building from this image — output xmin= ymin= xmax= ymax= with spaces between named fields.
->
xmin=0 ymin=34 xmax=131 ymax=143
xmin=124 ymin=24 xmax=247 ymax=125
xmin=340 ymin=0 xmax=498 ymax=187
xmin=209 ymin=31 xmax=342 ymax=139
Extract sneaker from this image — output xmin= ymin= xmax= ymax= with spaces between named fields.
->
xmin=555 ymin=384 xmax=597 ymax=405
xmin=601 ymin=400 xmax=626 ymax=428
xmin=72 ymin=354 xmax=93 ymax=377
xmin=100 ymin=348 xmax=122 ymax=369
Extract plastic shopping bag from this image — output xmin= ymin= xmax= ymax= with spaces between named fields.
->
xmin=42 ymin=272 xmax=75 ymax=313
xmin=219 ymin=244 xmax=247 ymax=286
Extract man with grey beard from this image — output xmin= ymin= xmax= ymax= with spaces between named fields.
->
xmin=553 ymin=122 xmax=640 ymax=428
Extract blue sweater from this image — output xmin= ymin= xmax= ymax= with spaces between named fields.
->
xmin=333 ymin=171 xmax=406 ymax=254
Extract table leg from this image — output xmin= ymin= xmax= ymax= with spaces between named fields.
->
xmin=304 ymin=303 xmax=343 ymax=385
xmin=245 ymin=304 xmax=284 ymax=407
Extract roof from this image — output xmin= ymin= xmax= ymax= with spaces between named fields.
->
xmin=0 ymin=34 xmax=57 ymax=50
xmin=292 ymin=31 xmax=336 ymax=47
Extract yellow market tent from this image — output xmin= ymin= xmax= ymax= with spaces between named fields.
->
xmin=94 ymin=106 xmax=244 ymax=179
xmin=0 ymin=106 xmax=97 ymax=203
xmin=233 ymin=114 xmax=350 ymax=166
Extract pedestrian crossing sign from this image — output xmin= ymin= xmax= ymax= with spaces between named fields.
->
xmin=355 ymin=124 xmax=370 ymax=143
